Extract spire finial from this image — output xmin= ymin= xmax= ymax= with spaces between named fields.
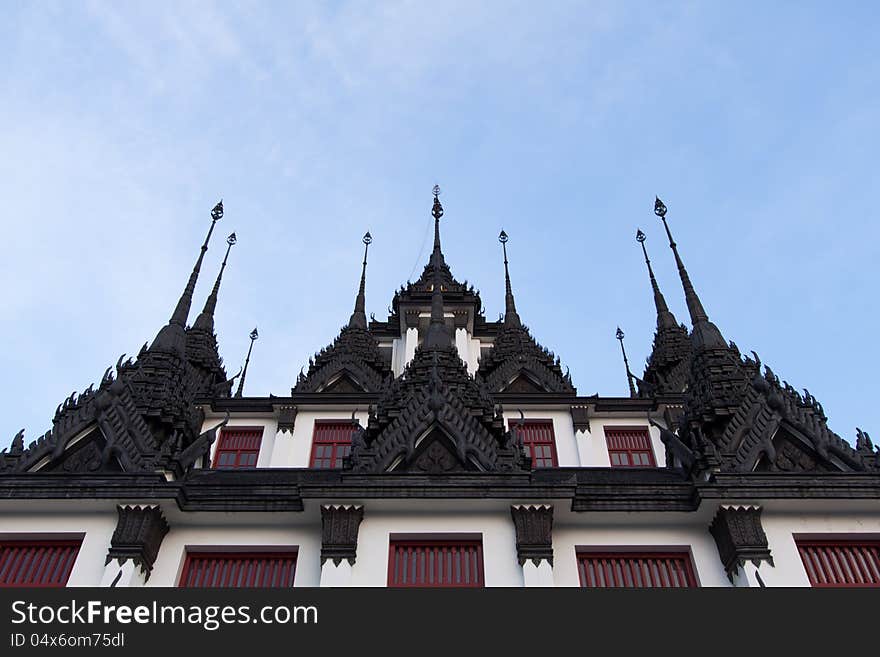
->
xmin=499 ymin=229 xmax=522 ymax=329
xmin=348 ymin=231 xmax=372 ymax=329
xmin=654 ymin=197 xmax=726 ymax=349
xmin=151 ymin=199 xmax=223 ymax=352
xmin=192 ymin=232 xmax=236 ymax=332
xmin=616 ymin=326 xmax=637 ymax=398
xmin=430 ymin=184 xmax=445 ymax=263
xmin=234 ymin=327 xmax=259 ymax=398
xmin=636 ymin=228 xmax=677 ymax=331
xmin=423 ymin=188 xmax=452 ymax=349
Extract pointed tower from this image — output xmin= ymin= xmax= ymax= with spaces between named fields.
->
xmin=235 ymin=328 xmax=259 ymax=397
xmin=422 ymin=192 xmax=453 ymax=350
xmin=654 ymin=197 xmax=749 ymax=435
xmin=635 ymin=229 xmax=691 ymax=396
xmin=186 ymin=232 xmax=236 ymax=396
xmin=643 ymin=199 xmax=875 ymax=476
xmin=151 ymin=200 xmax=223 ymax=355
xmin=348 ymin=232 xmax=372 ymax=330
xmin=2 ymin=201 xmax=234 ymax=477
xmin=350 ymin=189 xmax=525 ymax=474
xmin=476 ymin=230 xmax=574 ymax=394
xmin=294 ymin=232 xmax=391 ymax=393
xmin=499 ymin=230 xmax=522 ymax=329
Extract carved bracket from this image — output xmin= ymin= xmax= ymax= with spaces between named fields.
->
xmin=277 ymin=405 xmax=298 ymax=434
xmin=510 ymin=505 xmax=554 ymax=566
xmin=570 ymin=405 xmax=590 ymax=434
xmin=105 ymin=505 xmax=169 ymax=580
xmin=709 ymin=505 xmax=773 ymax=582
xmin=321 ymin=505 xmax=364 ymax=566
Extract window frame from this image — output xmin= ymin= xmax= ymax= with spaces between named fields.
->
xmin=511 ymin=418 xmax=559 ymax=468
xmin=309 ymin=420 xmax=357 ymax=469
xmin=0 ymin=538 xmax=83 ymax=588
xmin=178 ymin=548 xmax=298 ymax=588
xmin=212 ymin=425 xmax=264 ymax=470
xmin=604 ymin=425 xmax=656 ymax=468
xmin=795 ymin=538 xmax=880 ymax=588
xmin=387 ymin=537 xmax=485 ymax=588
xmin=576 ymin=548 xmax=698 ymax=588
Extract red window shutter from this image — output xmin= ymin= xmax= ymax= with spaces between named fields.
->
xmin=796 ymin=540 xmax=880 ymax=587
xmin=605 ymin=427 xmax=656 ymax=467
xmin=213 ymin=427 xmax=263 ymax=469
xmin=514 ymin=420 xmax=558 ymax=468
xmin=310 ymin=421 xmax=355 ymax=469
xmin=179 ymin=551 xmax=297 ymax=588
xmin=0 ymin=540 xmax=82 ymax=588
xmin=577 ymin=551 xmax=697 ymax=588
xmin=388 ymin=540 xmax=484 ymax=587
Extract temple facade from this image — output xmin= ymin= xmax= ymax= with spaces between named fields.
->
xmin=1 ymin=192 xmax=878 ymax=588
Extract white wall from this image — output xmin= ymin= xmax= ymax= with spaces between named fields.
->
xmin=273 ymin=409 xmax=370 ymax=468
xmin=205 ymin=416 xmax=279 ymax=469
xmin=0 ymin=511 xmax=116 ymax=586
xmin=351 ymin=509 xmax=522 ymax=587
xmin=758 ymin=509 xmax=880 ymax=587
xmin=552 ymin=520 xmax=729 ymax=587
xmin=575 ymin=417 xmax=667 ymax=468
xmin=148 ymin=521 xmax=321 ymax=587
xmin=3 ymin=503 xmax=879 ymax=587
xmin=503 ymin=408 xmax=580 ymax=467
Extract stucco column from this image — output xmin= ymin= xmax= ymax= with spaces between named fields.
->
xmin=102 ymin=505 xmax=169 ymax=587
xmin=570 ymin=405 xmax=592 ymax=466
xmin=454 ymin=328 xmax=473 ymax=374
xmin=404 ymin=327 xmax=419 ymax=368
xmin=709 ymin=505 xmax=774 ymax=587
xmin=319 ymin=505 xmax=364 ymax=587
xmin=511 ymin=505 xmax=554 ymax=587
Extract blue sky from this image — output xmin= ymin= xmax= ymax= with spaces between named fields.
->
xmin=1 ymin=2 xmax=878 ymax=447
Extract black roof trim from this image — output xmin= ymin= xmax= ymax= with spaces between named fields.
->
xmin=1 ymin=469 xmax=878 ymax=512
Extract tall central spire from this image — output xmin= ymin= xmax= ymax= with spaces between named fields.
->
xmin=498 ymin=230 xmax=522 ymax=329
xmin=636 ymin=229 xmax=677 ymax=331
xmin=429 ymin=184 xmax=446 ymax=269
xmin=654 ymin=197 xmax=726 ymax=349
xmin=192 ymin=232 xmax=236 ymax=333
xmin=422 ymin=187 xmax=452 ymax=349
xmin=348 ymin=232 xmax=372 ymax=329
xmin=152 ymin=200 xmax=223 ymax=353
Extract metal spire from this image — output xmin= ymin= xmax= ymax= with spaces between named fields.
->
xmin=423 ymin=187 xmax=452 ymax=349
xmin=348 ymin=232 xmax=372 ymax=329
xmin=636 ymin=229 xmax=677 ymax=331
xmin=192 ymin=232 xmax=236 ymax=332
xmin=429 ymin=184 xmax=445 ymax=268
xmin=654 ymin=197 xmax=726 ymax=348
xmin=616 ymin=327 xmax=637 ymax=398
xmin=499 ymin=230 xmax=522 ymax=329
xmin=151 ymin=200 xmax=223 ymax=353
xmin=234 ymin=327 xmax=259 ymax=398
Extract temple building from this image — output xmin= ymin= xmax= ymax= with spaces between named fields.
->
xmin=1 ymin=191 xmax=878 ymax=588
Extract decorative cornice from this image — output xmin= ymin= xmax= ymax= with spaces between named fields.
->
xmin=708 ymin=505 xmax=773 ymax=582
xmin=277 ymin=405 xmax=298 ymax=434
xmin=320 ymin=505 xmax=364 ymax=566
xmin=570 ymin=406 xmax=590 ymax=433
xmin=510 ymin=505 xmax=554 ymax=566
xmin=105 ymin=505 xmax=170 ymax=579
xmin=2 ymin=470 xmax=880 ymax=512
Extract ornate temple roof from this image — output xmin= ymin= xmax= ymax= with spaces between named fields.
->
xmin=649 ymin=198 xmax=878 ymax=476
xmin=0 ymin=201 xmax=235 ymax=477
xmin=476 ymin=230 xmax=575 ymax=394
xmin=350 ymin=192 xmax=527 ymax=473
xmin=634 ymin=228 xmax=692 ymax=397
xmin=294 ymin=232 xmax=393 ymax=393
